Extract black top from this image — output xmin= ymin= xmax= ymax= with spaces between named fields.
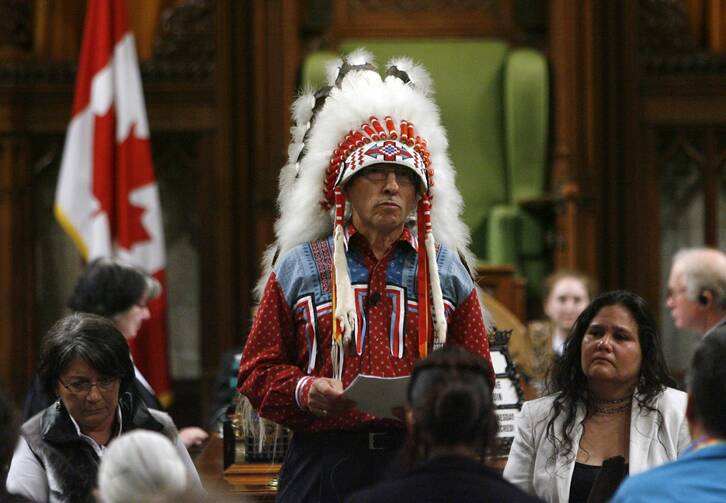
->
xmin=569 ymin=463 xmax=600 ymax=503
xmin=348 ymin=455 xmax=543 ymax=503
xmin=570 ymin=459 xmax=629 ymax=503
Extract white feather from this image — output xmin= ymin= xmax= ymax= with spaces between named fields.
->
xmin=291 ymin=92 xmax=316 ymax=126
xmin=386 ymin=57 xmax=434 ymax=96
xmin=333 ymin=224 xmax=357 ymax=350
xmin=426 ymin=232 xmax=447 ymax=346
xmin=325 ymin=57 xmax=343 ymax=86
xmin=345 ymin=47 xmax=375 ymax=67
xmin=287 ymin=142 xmax=304 ymax=163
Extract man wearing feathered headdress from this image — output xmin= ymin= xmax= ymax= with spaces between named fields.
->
xmin=238 ymin=50 xmax=495 ymax=502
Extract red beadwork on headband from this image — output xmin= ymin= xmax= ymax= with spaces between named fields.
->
xmin=320 ymin=116 xmax=432 ymax=210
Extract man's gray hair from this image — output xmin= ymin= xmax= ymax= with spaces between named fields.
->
xmin=672 ymin=247 xmax=726 ymax=309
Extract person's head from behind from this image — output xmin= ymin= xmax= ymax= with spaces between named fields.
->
xmin=687 ymin=331 xmax=726 ymax=439
xmin=542 ymin=270 xmax=597 ymax=335
xmin=406 ymin=346 xmax=496 ymax=463
xmin=554 ymin=290 xmax=674 ymax=401
xmin=68 ymin=257 xmax=161 ymax=340
xmin=667 ymin=247 xmax=726 ymax=333
xmin=38 ymin=313 xmax=134 ymax=434
xmin=97 ymin=430 xmax=188 ymax=503
xmin=0 ymin=387 xmax=19 ymax=485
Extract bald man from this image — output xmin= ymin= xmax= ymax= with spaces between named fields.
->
xmin=666 ymin=247 xmax=726 ymax=338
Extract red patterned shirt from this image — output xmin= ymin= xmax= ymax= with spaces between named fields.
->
xmin=238 ymin=225 xmax=493 ymax=432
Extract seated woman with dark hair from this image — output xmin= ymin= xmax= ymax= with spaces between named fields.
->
xmin=6 ymin=313 xmax=202 ymax=503
xmin=349 ymin=346 xmax=541 ymax=503
xmin=504 ymin=290 xmax=690 ymax=503
xmin=24 ymin=258 xmax=208 ymax=449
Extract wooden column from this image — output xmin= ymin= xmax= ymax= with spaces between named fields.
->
xmin=0 ymin=137 xmax=35 ymax=399
xmin=202 ymin=0 xmax=301 ymax=378
xmin=548 ymin=0 xmax=609 ymax=283
xmin=249 ymin=0 xmax=301 ymax=276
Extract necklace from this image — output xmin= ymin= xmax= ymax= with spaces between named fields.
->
xmin=591 ymin=395 xmax=631 ymax=405
xmin=592 ymin=402 xmax=630 ymax=415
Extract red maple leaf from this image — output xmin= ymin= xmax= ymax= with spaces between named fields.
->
xmin=92 ymin=110 xmax=154 ymax=249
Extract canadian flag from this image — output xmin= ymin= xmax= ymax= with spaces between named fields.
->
xmin=54 ymin=0 xmax=171 ymax=401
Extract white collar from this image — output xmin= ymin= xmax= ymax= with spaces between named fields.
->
xmin=67 ymin=405 xmax=123 ymax=457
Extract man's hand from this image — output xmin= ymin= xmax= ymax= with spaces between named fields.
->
xmin=307 ymin=378 xmax=356 ymax=418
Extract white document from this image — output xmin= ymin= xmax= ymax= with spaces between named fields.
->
xmin=343 ymin=374 xmax=410 ymax=419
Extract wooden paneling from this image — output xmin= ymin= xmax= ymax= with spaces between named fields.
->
xmin=619 ymin=0 xmax=726 ymax=310
xmin=249 ymin=0 xmax=301 ymax=284
xmin=707 ymin=0 xmax=726 ymax=50
xmin=547 ymin=0 xmax=602 ymax=280
xmin=332 ymin=0 xmax=513 ymax=39
xmin=0 ymin=137 xmax=35 ymax=400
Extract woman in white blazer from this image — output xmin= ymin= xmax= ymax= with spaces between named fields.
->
xmin=504 ymin=290 xmax=690 ymax=503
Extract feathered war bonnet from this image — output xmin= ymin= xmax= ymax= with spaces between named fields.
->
xmin=260 ymin=49 xmax=476 ymax=379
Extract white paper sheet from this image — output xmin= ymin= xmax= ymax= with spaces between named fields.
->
xmin=343 ymin=374 xmax=410 ymax=419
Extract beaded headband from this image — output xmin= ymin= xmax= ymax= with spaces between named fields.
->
xmin=323 ymin=120 xmax=432 ymax=206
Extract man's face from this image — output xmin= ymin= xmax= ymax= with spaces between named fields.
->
xmin=345 ymin=164 xmax=419 ymax=237
xmin=666 ymin=268 xmax=702 ymax=331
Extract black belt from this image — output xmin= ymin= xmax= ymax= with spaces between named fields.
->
xmin=294 ymin=430 xmax=405 ymax=451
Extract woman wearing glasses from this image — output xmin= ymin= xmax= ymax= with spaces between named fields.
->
xmin=23 ymin=258 xmax=208 ymax=449
xmin=6 ymin=313 xmax=202 ymax=503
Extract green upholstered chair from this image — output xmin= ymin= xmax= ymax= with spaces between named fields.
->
xmin=301 ymin=40 xmax=549 ymax=299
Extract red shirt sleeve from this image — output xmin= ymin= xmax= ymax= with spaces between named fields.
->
xmin=446 ymin=289 xmax=496 ymax=387
xmin=237 ymin=273 xmax=315 ymax=429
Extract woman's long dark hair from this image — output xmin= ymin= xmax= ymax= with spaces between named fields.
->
xmin=405 ymin=346 xmax=497 ymax=465
xmin=545 ymin=290 xmax=675 ymax=462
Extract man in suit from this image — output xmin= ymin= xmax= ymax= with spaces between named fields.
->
xmin=610 ymin=330 xmax=726 ymax=502
xmin=666 ymin=247 xmax=726 ymax=338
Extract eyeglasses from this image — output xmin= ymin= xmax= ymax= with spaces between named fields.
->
xmin=58 ymin=377 xmax=119 ymax=394
xmin=361 ymin=166 xmax=418 ymax=186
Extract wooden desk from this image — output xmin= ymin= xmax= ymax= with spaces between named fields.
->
xmin=195 ymin=434 xmax=279 ymax=501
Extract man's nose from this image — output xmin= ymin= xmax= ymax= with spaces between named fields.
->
xmin=383 ymin=172 xmax=400 ymax=192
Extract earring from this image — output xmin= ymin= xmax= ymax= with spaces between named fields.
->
xmin=55 ymin=399 xmax=63 ymax=411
